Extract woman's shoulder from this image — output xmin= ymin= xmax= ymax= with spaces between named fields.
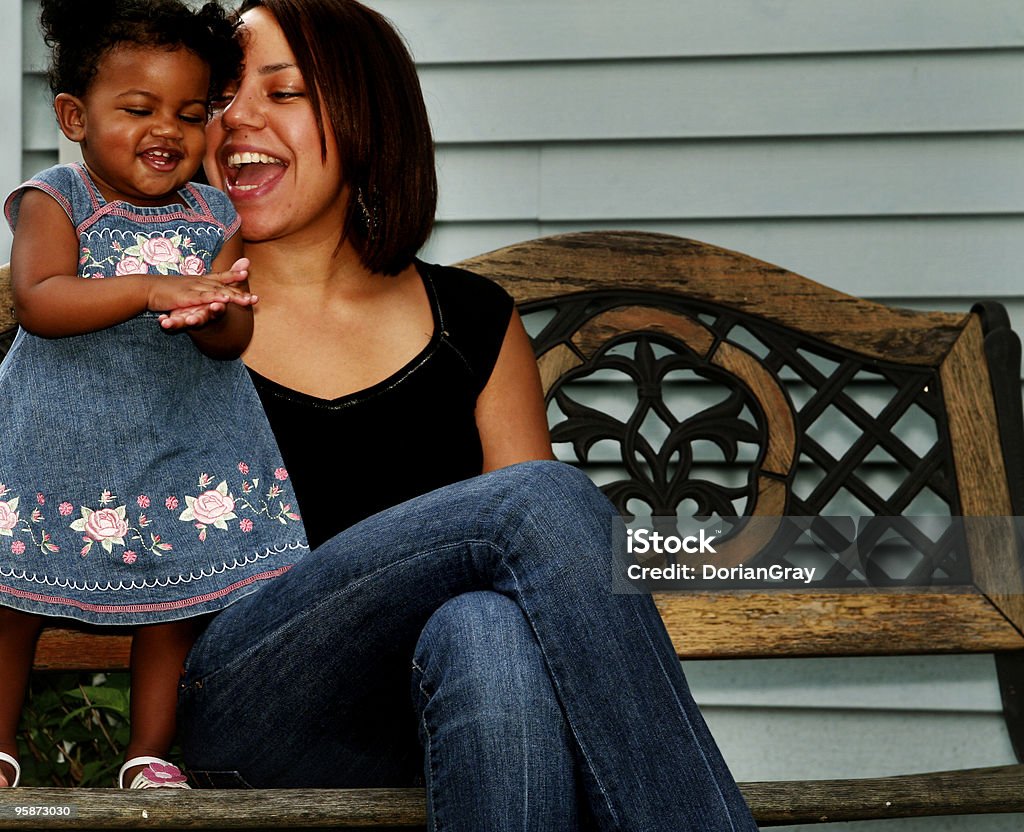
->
xmin=419 ymin=260 xmax=514 ymax=315
xmin=418 ymin=260 xmax=516 ymax=392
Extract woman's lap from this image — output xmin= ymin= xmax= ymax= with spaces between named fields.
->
xmin=178 ymin=460 xmax=588 ymax=788
xmin=178 ymin=460 xmax=756 ymax=830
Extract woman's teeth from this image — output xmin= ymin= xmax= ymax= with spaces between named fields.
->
xmin=226 ymin=152 xmax=286 ymax=191
xmin=227 ymin=152 xmax=283 ymax=166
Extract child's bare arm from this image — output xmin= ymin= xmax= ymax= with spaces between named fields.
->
xmin=11 ymin=190 xmax=253 ymax=338
xmin=160 ymin=234 xmax=255 ymax=360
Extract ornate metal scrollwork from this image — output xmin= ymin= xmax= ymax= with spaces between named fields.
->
xmin=524 ymin=289 xmax=972 ymax=587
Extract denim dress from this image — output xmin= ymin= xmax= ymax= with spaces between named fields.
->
xmin=0 ymin=163 xmax=308 ymax=625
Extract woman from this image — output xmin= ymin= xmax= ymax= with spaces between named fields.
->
xmin=178 ymin=2 xmax=758 ymax=829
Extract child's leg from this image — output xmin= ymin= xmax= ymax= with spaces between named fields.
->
xmin=0 ymin=607 xmax=44 ymax=787
xmin=122 ymin=618 xmax=204 ymax=786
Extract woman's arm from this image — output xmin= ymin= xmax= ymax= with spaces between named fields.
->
xmin=11 ymin=189 xmax=253 ymax=340
xmin=475 ymin=310 xmax=556 ymax=471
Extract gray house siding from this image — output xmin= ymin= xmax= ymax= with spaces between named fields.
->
xmin=7 ymin=2 xmax=1023 ymax=826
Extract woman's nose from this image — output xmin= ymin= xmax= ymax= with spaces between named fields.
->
xmin=221 ymin=90 xmax=266 ymax=131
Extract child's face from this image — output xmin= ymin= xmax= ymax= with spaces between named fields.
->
xmin=68 ymin=45 xmax=210 ymax=206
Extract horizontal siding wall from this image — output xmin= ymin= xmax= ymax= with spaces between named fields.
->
xmin=9 ymin=1 xmax=1024 ymax=822
xmin=0 ymin=0 xmax=25 ymax=259
xmin=402 ymin=5 xmax=1024 ymax=311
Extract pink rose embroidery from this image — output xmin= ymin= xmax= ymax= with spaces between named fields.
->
xmin=181 ymin=255 xmax=206 ymax=276
xmin=137 ymin=495 xmax=151 ymax=509
xmin=59 ymin=501 xmax=74 ymax=516
xmin=238 ymin=462 xmax=249 ymax=475
xmin=274 ymin=468 xmax=289 ymax=481
xmin=0 ymin=499 xmax=20 ymax=536
xmin=192 ymin=491 xmax=236 ymax=525
xmin=165 ymin=496 xmax=179 ymax=511
xmin=11 ymin=540 xmax=25 ymax=555
xmin=71 ymin=506 xmax=129 ymax=552
xmin=115 ymin=256 xmax=147 ymax=276
xmin=179 ymin=481 xmax=237 ymax=531
xmin=140 ymin=236 xmax=181 ymax=267
xmin=239 ymin=518 xmax=253 ymax=533
xmin=123 ymin=550 xmax=137 ymax=564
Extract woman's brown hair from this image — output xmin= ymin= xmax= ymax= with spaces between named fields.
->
xmin=239 ymin=0 xmax=437 ymax=275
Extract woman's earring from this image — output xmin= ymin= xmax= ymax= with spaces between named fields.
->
xmin=356 ymin=187 xmax=378 ymax=241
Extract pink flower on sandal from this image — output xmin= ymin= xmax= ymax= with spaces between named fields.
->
xmin=141 ymin=762 xmax=188 ymax=785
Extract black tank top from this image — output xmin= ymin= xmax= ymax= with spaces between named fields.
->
xmin=248 ymin=261 xmax=514 ymax=548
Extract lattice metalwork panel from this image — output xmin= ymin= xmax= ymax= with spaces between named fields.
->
xmin=523 ymin=291 xmax=971 ymax=588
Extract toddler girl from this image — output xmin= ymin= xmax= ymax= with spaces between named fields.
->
xmin=0 ymin=0 xmax=307 ymax=789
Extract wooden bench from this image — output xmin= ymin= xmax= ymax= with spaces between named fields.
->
xmin=1 ymin=230 xmax=1022 ymax=827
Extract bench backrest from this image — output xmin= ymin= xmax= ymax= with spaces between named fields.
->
xmin=2 ymin=231 xmax=1023 ymax=671
xmin=459 ymin=231 xmax=1024 ymax=660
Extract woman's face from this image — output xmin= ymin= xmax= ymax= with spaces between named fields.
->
xmin=204 ymin=6 xmax=346 ymax=245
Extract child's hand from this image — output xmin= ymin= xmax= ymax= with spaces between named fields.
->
xmin=146 ymin=270 xmax=256 ymax=318
xmin=155 ymin=259 xmax=257 ymax=331
xmin=158 ymin=302 xmax=228 ymax=330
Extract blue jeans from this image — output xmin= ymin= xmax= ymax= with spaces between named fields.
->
xmin=177 ymin=461 xmax=756 ymax=831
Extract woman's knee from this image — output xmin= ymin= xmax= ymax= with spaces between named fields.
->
xmin=490 ymin=460 xmax=605 ymax=511
xmin=482 ymin=460 xmax=615 ymax=551
xmin=412 ymin=591 xmax=552 ymax=717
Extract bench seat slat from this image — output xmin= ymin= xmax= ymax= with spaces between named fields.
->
xmin=32 ymin=587 xmax=1024 ymax=671
xmin=2 ymin=766 xmax=1021 ymax=829
xmin=656 ymin=588 xmax=1024 ymax=658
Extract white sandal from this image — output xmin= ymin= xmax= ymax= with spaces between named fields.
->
xmin=118 ymin=756 xmax=191 ymax=789
xmin=0 ymin=752 xmax=20 ymax=788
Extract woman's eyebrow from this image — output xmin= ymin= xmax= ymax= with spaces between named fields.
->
xmin=258 ymin=62 xmax=297 ymax=75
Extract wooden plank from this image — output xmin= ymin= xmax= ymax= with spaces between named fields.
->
xmin=34 ymin=627 xmax=132 ymax=671
xmin=939 ymin=316 xmax=1024 ymax=634
xmin=1 ymin=765 xmax=1021 ymax=827
xmin=744 ymin=764 xmax=1024 ymax=825
xmin=368 ymin=0 xmax=1024 ymax=63
xmin=710 ymin=342 xmax=795 ymax=476
xmin=535 ymin=343 xmax=582 ymax=397
xmin=32 ymin=587 xmax=1024 ymax=671
xmin=422 ymin=52 xmax=1024 ymax=143
xmin=435 ymin=137 xmax=1024 ymax=222
xmin=0 ymin=264 xmax=12 ymax=330
xmin=654 ymin=588 xmax=1024 ymax=658
xmin=0 ymin=786 xmax=427 ymax=829
xmin=426 ymin=216 xmax=1024 ymax=302
xmin=456 ymin=231 xmax=968 ymax=367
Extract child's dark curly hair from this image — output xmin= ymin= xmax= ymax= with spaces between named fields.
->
xmin=40 ymin=0 xmax=242 ymax=104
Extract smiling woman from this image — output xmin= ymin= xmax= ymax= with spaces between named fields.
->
xmin=204 ymin=0 xmax=435 ymax=275
xmin=171 ymin=2 xmax=759 ymax=830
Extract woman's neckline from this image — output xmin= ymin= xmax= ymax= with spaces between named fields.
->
xmin=246 ymin=260 xmax=443 ymax=408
